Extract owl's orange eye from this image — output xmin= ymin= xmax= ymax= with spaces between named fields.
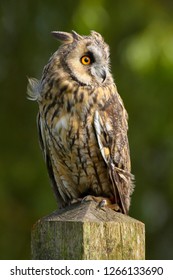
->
xmin=81 ymin=55 xmax=91 ymax=65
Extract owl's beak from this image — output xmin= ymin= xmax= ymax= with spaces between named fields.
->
xmin=91 ymin=66 xmax=107 ymax=83
xmin=101 ymin=69 xmax=107 ymax=82
xmin=96 ymin=67 xmax=107 ymax=83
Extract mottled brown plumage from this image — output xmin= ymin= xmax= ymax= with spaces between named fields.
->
xmin=27 ymin=30 xmax=134 ymax=214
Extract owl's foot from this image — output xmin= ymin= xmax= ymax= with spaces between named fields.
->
xmin=81 ymin=195 xmax=107 ymax=204
xmin=99 ymin=200 xmax=121 ymax=212
xmin=70 ymin=198 xmax=82 ymax=205
xmin=81 ymin=195 xmax=120 ymax=212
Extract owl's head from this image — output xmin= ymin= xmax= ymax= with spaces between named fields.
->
xmin=52 ymin=30 xmax=112 ymax=86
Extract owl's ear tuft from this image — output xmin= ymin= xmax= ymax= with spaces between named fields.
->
xmin=51 ymin=31 xmax=74 ymax=43
xmin=91 ymin=30 xmax=103 ymax=41
xmin=71 ymin=30 xmax=82 ymax=41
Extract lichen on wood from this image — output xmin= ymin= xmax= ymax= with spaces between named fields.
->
xmin=31 ymin=201 xmax=145 ymax=260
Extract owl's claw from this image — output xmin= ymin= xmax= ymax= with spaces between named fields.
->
xmin=98 ymin=199 xmax=120 ymax=211
xmin=70 ymin=198 xmax=82 ymax=205
xmin=81 ymin=195 xmax=109 ymax=204
xmin=98 ymin=199 xmax=107 ymax=208
xmin=81 ymin=195 xmax=95 ymax=203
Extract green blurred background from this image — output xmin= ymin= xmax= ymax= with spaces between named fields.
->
xmin=0 ymin=0 xmax=173 ymax=259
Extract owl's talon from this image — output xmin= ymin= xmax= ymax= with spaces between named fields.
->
xmin=98 ymin=199 xmax=107 ymax=208
xmin=98 ymin=199 xmax=121 ymax=212
xmin=70 ymin=198 xmax=82 ymax=205
xmin=81 ymin=195 xmax=95 ymax=203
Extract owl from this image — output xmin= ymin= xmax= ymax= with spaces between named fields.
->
xmin=27 ymin=30 xmax=134 ymax=215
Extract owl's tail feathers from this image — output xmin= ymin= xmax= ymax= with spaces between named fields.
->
xmin=27 ymin=77 xmax=40 ymax=101
xmin=109 ymin=163 xmax=134 ymax=215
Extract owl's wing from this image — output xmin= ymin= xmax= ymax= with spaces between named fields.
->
xmin=37 ymin=113 xmax=65 ymax=208
xmin=94 ymin=99 xmax=134 ymax=214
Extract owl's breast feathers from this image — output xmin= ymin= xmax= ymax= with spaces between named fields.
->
xmin=36 ymin=70 xmax=134 ymax=214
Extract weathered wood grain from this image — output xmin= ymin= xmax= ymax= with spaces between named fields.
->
xmin=31 ymin=201 xmax=145 ymax=259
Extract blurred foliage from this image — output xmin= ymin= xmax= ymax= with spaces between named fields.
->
xmin=0 ymin=0 xmax=173 ymax=259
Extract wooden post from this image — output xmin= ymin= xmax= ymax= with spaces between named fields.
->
xmin=31 ymin=201 xmax=145 ymax=260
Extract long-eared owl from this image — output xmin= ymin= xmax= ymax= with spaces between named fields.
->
xmin=27 ymin=30 xmax=134 ymax=214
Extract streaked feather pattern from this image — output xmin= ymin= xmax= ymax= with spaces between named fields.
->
xmin=28 ymin=30 xmax=134 ymax=214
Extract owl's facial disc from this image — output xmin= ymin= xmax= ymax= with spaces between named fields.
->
xmin=86 ymin=45 xmax=108 ymax=83
xmin=80 ymin=50 xmax=107 ymax=83
xmin=66 ymin=41 xmax=109 ymax=86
